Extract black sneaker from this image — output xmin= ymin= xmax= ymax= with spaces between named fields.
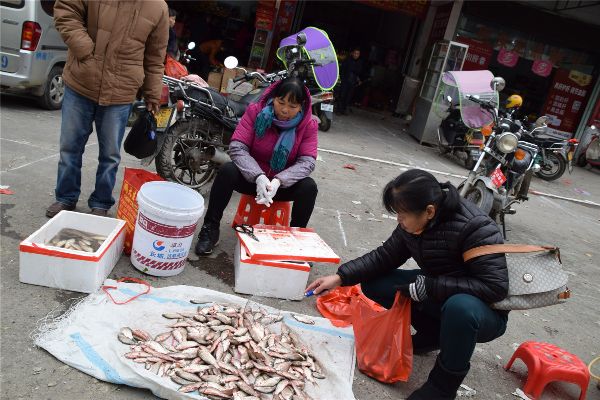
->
xmin=194 ymin=222 xmax=220 ymax=256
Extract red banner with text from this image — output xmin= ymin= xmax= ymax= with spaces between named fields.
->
xmin=542 ymin=68 xmax=593 ymax=137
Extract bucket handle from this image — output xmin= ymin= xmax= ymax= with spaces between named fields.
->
xmin=102 ymin=277 xmax=151 ymax=305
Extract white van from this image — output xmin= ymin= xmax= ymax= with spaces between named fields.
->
xmin=0 ymin=0 xmax=67 ymax=109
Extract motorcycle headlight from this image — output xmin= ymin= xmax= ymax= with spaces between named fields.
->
xmin=496 ymin=132 xmax=519 ymax=153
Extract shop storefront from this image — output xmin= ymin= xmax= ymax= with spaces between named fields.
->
xmin=453 ymin=1 xmax=600 ymax=140
xmin=292 ymin=0 xmax=429 ymax=110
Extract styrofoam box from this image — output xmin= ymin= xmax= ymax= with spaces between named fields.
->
xmin=19 ymin=211 xmax=126 ymax=293
xmin=234 ymin=240 xmax=311 ymax=301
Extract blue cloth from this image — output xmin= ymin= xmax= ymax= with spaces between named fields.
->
xmin=254 ymin=99 xmax=304 ymax=172
xmin=55 ymin=86 xmax=132 ymax=209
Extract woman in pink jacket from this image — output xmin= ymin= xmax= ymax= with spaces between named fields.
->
xmin=195 ymin=77 xmax=319 ymax=255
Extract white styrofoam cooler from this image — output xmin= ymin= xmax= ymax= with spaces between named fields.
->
xmin=234 ymin=240 xmax=311 ymax=301
xmin=19 ymin=211 xmax=126 ymax=293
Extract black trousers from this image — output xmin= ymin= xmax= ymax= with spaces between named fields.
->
xmin=203 ymin=162 xmax=318 ymax=228
xmin=361 ymin=269 xmax=508 ymax=372
xmin=338 ymin=80 xmax=355 ymax=112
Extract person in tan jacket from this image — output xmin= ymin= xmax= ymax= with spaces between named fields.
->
xmin=46 ymin=0 xmax=169 ymax=218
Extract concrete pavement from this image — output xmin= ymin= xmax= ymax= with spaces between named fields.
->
xmin=1 ymin=96 xmax=599 ymax=399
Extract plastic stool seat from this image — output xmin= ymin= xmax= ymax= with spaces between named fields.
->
xmin=505 ymin=341 xmax=589 ymax=400
xmin=232 ymin=194 xmax=291 ymax=227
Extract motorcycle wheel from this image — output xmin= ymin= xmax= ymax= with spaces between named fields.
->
xmin=316 ymin=108 xmax=331 ymax=132
xmin=155 ymin=120 xmax=217 ymax=190
xmin=535 ymin=152 xmax=566 ymax=181
xmin=464 ymin=181 xmax=494 ymax=215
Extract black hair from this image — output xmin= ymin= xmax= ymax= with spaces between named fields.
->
xmin=169 ymin=8 xmax=178 ymax=18
xmin=382 ymin=169 xmax=460 ymax=216
xmin=273 ymin=77 xmax=307 ymax=105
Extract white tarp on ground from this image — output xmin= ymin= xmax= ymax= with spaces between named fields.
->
xmin=34 ymin=280 xmax=356 ymax=400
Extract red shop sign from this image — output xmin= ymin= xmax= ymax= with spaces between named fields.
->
xmin=542 ymin=68 xmax=593 ymax=134
xmin=497 ymin=48 xmax=519 ymax=67
xmin=457 ymin=37 xmax=493 ymax=71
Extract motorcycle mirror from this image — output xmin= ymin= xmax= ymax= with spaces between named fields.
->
xmin=296 ymin=32 xmax=307 ymax=46
xmin=490 ymin=77 xmax=506 ymax=92
xmin=224 ymin=56 xmax=239 ymax=69
xmin=187 ymin=42 xmax=196 ymax=50
xmin=535 ymin=116 xmax=549 ymax=127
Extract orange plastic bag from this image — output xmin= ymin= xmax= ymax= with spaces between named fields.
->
xmin=352 ymin=292 xmax=413 ymax=383
xmin=116 ymin=168 xmax=164 ymax=254
xmin=316 ymin=285 xmax=385 ymax=327
xmin=164 ymin=54 xmax=188 ymax=79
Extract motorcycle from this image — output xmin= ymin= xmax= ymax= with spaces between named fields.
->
xmin=459 ymin=77 xmax=542 ymax=238
xmin=519 ymin=119 xmax=579 ymax=181
xmin=437 ymin=98 xmax=485 ymax=169
xmin=436 ymin=71 xmax=498 ymax=170
xmin=145 ymin=32 xmax=320 ymax=192
xmin=576 ymin=125 xmax=600 ymax=168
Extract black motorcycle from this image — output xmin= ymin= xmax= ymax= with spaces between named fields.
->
xmin=437 ymin=97 xmax=485 ymax=170
xmin=519 ymin=119 xmax=578 ymax=181
xmin=147 ymin=33 xmax=318 ymax=192
xmin=459 ymin=83 xmax=542 ymax=238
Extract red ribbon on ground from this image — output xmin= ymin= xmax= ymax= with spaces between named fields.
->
xmin=102 ymin=277 xmax=151 ymax=305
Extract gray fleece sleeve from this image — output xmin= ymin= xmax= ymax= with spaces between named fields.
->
xmin=229 ymin=140 xmax=264 ymax=183
xmin=275 ymin=156 xmax=316 ymax=188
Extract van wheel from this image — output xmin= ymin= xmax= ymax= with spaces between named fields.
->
xmin=38 ymin=66 xmax=65 ymax=110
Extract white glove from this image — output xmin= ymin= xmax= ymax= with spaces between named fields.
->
xmin=255 ymin=175 xmax=270 ymax=202
xmin=265 ymin=178 xmax=281 ymax=202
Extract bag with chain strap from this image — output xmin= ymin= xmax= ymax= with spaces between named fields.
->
xmin=463 ymin=244 xmax=571 ymax=310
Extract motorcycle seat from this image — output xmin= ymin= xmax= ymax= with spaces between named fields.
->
xmin=226 ymin=98 xmax=248 ymax=118
xmin=185 ymin=86 xmax=248 ymax=118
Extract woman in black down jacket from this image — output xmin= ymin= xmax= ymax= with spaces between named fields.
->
xmin=306 ymin=169 xmax=509 ymax=400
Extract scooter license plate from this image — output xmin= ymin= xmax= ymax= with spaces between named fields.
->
xmin=321 ymin=103 xmax=334 ymax=112
xmin=155 ymin=108 xmax=174 ymax=129
xmin=490 ymin=167 xmax=507 ymax=188
xmin=470 ymin=150 xmax=480 ymax=160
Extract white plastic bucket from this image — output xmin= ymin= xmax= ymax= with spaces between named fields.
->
xmin=131 ymin=181 xmax=204 ymax=276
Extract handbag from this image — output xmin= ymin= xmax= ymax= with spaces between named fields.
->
xmin=463 ymin=244 xmax=570 ymax=310
xmin=124 ymin=110 xmax=157 ymax=159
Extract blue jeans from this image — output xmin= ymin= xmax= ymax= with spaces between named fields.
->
xmin=361 ymin=269 xmax=508 ymax=372
xmin=55 ymin=86 xmax=131 ymax=210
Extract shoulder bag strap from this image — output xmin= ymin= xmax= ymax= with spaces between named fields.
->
xmin=463 ymin=244 xmax=559 ymax=263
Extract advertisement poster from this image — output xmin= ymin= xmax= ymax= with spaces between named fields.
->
xmin=457 ymin=37 xmax=493 ymax=71
xmin=255 ymin=0 xmax=276 ymax=30
xmin=542 ymin=68 xmax=593 ymax=138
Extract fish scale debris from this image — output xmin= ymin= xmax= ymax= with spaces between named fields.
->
xmin=118 ymin=302 xmax=325 ymax=399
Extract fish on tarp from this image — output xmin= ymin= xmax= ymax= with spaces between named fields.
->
xmin=117 ymin=302 xmax=324 ymax=399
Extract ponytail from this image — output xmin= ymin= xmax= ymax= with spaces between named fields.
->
xmin=439 ymin=181 xmax=460 ymax=213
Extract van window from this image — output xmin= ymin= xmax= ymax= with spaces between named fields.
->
xmin=1 ymin=0 xmax=24 ymax=8
xmin=41 ymin=0 xmax=55 ymax=16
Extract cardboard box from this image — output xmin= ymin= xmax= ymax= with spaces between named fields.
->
xmin=234 ymin=240 xmax=311 ymax=300
xmin=233 ymin=225 xmax=340 ymax=300
xmin=221 ymin=68 xmax=242 ymax=93
xmin=19 ymin=211 xmax=126 ymax=293
xmin=207 ymin=71 xmax=223 ymax=90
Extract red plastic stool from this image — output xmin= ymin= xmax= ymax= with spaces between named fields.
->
xmin=232 ymin=194 xmax=291 ymax=227
xmin=505 ymin=341 xmax=590 ymax=400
